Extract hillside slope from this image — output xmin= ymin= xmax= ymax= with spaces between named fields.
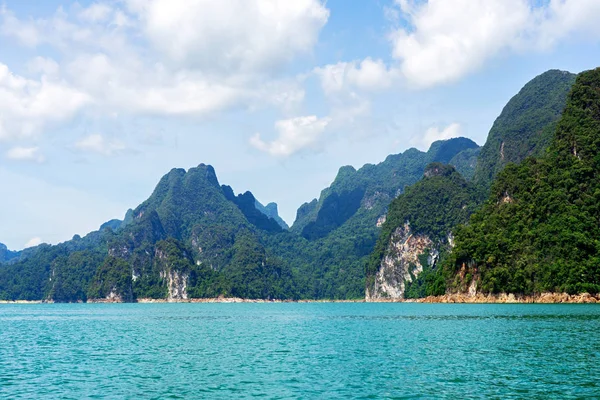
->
xmin=449 ymin=67 xmax=600 ymax=295
xmin=365 ymin=164 xmax=478 ymax=300
xmin=473 ymin=70 xmax=576 ymax=189
xmin=292 ymin=137 xmax=479 ymax=240
xmin=0 ymin=165 xmax=294 ymax=302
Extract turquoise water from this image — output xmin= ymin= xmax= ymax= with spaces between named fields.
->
xmin=1 ymin=304 xmax=599 ymax=399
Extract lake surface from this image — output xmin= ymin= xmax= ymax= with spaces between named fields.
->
xmin=1 ymin=303 xmax=599 ymax=399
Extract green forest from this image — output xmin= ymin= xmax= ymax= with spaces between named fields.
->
xmin=1 ymin=68 xmax=599 ymax=302
xmin=447 ymin=68 xmax=600 ymax=295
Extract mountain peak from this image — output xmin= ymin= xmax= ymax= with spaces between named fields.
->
xmin=427 ymin=137 xmax=479 ymax=164
xmin=187 ymin=163 xmax=220 ymax=187
xmin=473 ymin=68 xmax=576 ymax=189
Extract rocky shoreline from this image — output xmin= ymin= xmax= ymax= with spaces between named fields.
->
xmin=411 ymin=292 xmax=600 ymax=304
xmin=4 ymin=293 xmax=600 ymax=304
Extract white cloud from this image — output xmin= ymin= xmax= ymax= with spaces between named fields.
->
xmin=312 ymin=59 xmax=385 ymax=135
xmin=6 ymin=146 xmax=45 ymax=163
xmin=65 ymin=53 xmax=247 ymax=116
xmin=391 ymin=0 xmax=600 ymax=88
xmin=0 ymin=1 xmax=329 ymax=136
xmin=26 ymin=57 xmax=60 ymax=77
xmin=74 ymin=134 xmax=126 ymax=156
xmin=535 ymin=0 xmax=600 ymax=48
xmin=250 ymin=115 xmax=331 ymax=157
xmin=391 ymin=0 xmax=531 ymax=88
xmin=413 ymin=123 xmax=462 ymax=150
xmin=78 ymin=3 xmax=113 ymax=22
xmin=0 ymin=63 xmax=90 ymax=140
xmin=0 ymin=6 xmax=39 ymax=46
xmin=24 ymin=237 xmax=42 ymax=248
xmin=125 ymin=0 xmax=329 ymax=74
xmin=315 ymin=58 xmax=397 ymax=95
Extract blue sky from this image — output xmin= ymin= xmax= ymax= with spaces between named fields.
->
xmin=1 ymin=0 xmax=600 ymax=249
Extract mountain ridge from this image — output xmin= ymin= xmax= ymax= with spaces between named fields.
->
xmin=1 ymin=67 xmax=591 ymax=302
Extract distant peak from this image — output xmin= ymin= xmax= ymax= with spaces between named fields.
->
xmin=538 ymin=69 xmax=574 ymax=77
xmin=429 ymin=137 xmax=479 ymax=150
xmin=168 ymin=167 xmax=186 ymax=176
xmin=427 ymin=137 xmax=480 ymax=165
xmin=337 ymin=165 xmax=357 ymax=176
xmin=186 ymin=163 xmax=220 ymax=187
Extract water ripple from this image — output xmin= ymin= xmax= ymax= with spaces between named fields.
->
xmin=1 ymin=303 xmax=600 ymax=399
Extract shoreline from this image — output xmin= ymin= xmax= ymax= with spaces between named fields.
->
xmin=3 ymin=292 xmax=600 ymax=304
xmin=98 ymin=298 xmax=367 ymax=304
xmin=369 ymin=292 xmax=600 ymax=304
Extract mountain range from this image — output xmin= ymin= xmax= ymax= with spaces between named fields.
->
xmin=2 ymin=67 xmax=596 ymax=302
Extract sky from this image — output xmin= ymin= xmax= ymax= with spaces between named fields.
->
xmin=2 ymin=0 xmax=600 ymax=250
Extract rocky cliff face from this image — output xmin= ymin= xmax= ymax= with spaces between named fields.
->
xmin=366 ymin=222 xmax=436 ymax=301
xmin=160 ymin=269 xmax=189 ymax=301
xmin=155 ymin=247 xmax=189 ymax=301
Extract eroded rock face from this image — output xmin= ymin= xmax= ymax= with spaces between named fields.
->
xmin=156 ymin=248 xmax=189 ymax=301
xmin=106 ymin=289 xmax=123 ymax=302
xmin=366 ymin=222 xmax=434 ymax=301
xmin=162 ymin=270 xmax=188 ymax=301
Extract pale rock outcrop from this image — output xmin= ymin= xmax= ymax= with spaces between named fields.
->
xmin=366 ymin=222 xmax=435 ymax=301
xmin=156 ymin=248 xmax=189 ymax=301
xmin=160 ymin=269 xmax=189 ymax=301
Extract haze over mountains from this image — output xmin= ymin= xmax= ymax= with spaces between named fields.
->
xmin=2 ymin=67 xmax=600 ymax=302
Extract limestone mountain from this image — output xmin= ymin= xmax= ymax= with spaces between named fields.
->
xmin=473 ymin=69 xmax=576 ymax=190
xmin=270 ymin=138 xmax=481 ymax=299
xmin=255 ymin=201 xmax=289 ymax=230
xmin=0 ymin=243 xmax=20 ymax=263
xmin=292 ymin=137 xmax=480 ymax=241
xmin=0 ymin=164 xmax=295 ymax=302
xmin=448 ymin=67 xmax=600 ymax=296
xmin=364 ymin=69 xmax=579 ymax=301
xmin=100 ymin=219 xmax=123 ymax=231
xmin=0 ymin=68 xmax=589 ymax=302
xmin=448 ymin=147 xmax=481 ymax=180
xmin=366 ymin=164 xmax=478 ymax=301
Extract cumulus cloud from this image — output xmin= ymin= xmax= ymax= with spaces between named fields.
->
xmin=125 ymin=0 xmax=329 ymax=74
xmin=74 ymin=134 xmax=126 ymax=156
xmin=24 ymin=237 xmax=43 ymax=248
xmin=78 ymin=3 xmax=113 ymax=22
xmin=0 ymin=63 xmax=90 ymax=140
xmin=391 ymin=0 xmax=600 ymax=88
xmin=535 ymin=0 xmax=600 ymax=48
xmin=250 ymin=115 xmax=331 ymax=157
xmin=312 ymin=58 xmax=391 ymax=133
xmin=0 ymin=1 xmax=329 ymax=140
xmin=315 ymin=58 xmax=398 ymax=95
xmin=391 ymin=0 xmax=531 ymax=88
xmin=412 ymin=123 xmax=462 ymax=150
xmin=6 ymin=146 xmax=45 ymax=163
